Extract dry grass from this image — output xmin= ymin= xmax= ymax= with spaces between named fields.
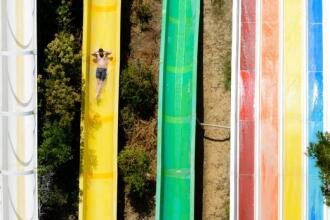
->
xmin=129 ymin=118 xmax=157 ymax=180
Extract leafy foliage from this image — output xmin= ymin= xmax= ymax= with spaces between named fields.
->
xmin=118 ymin=146 xmax=151 ymax=198
xmin=56 ymin=0 xmax=73 ymax=31
xmin=119 ymin=106 xmax=138 ymax=139
xmin=307 ymin=132 xmax=330 ymax=206
xmin=135 ymin=2 xmax=152 ymax=31
xmin=44 ymin=32 xmax=81 ymax=80
xmin=42 ymin=77 xmax=80 ymax=127
xmin=39 ymin=122 xmax=73 ymax=175
xmin=120 ymin=62 xmax=156 ymax=119
xmin=38 ymin=0 xmax=82 ymax=218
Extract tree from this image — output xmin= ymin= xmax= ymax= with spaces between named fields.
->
xmin=120 ymin=61 xmax=156 ymax=119
xmin=38 ymin=0 xmax=82 ymax=218
xmin=307 ymin=132 xmax=330 ymax=206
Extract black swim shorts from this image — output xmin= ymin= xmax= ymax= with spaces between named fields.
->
xmin=96 ymin=68 xmax=107 ymax=81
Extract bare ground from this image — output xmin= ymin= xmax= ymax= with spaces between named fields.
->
xmin=201 ymin=0 xmax=232 ymax=219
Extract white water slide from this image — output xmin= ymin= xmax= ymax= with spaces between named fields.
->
xmin=0 ymin=0 xmax=37 ymax=219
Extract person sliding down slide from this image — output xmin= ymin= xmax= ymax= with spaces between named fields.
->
xmin=92 ymin=48 xmax=112 ymax=100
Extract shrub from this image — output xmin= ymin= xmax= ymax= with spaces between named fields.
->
xmin=223 ymin=53 xmax=231 ymax=91
xmin=38 ymin=1 xmax=81 ymax=217
xmin=43 ymin=77 xmax=80 ymax=127
xmin=118 ymin=146 xmax=151 ymax=198
xmin=44 ymin=31 xmax=81 ymax=81
xmin=56 ymin=0 xmax=73 ymax=31
xmin=136 ymin=2 xmax=152 ymax=31
xmin=307 ymin=132 xmax=330 ymax=206
xmin=39 ymin=121 xmax=73 ymax=175
xmin=120 ymin=62 xmax=156 ymax=119
xmin=119 ymin=106 xmax=138 ymax=139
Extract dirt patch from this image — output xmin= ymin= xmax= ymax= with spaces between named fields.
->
xmin=201 ymin=0 xmax=232 ymax=219
xmin=128 ymin=0 xmax=162 ymax=85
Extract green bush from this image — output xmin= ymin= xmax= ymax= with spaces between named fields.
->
xmin=44 ymin=31 xmax=81 ymax=81
xmin=223 ymin=53 xmax=231 ymax=91
xmin=120 ymin=62 xmax=156 ymax=119
xmin=136 ymin=3 xmax=152 ymax=31
xmin=307 ymin=132 xmax=330 ymax=206
xmin=56 ymin=0 xmax=72 ymax=31
xmin=119 ymin=106 xmax=138 ymax=139
xmin=39 ymin=122 xmax=73 ymax=175
xmin=118 ymin=146 xmax=151 ymax=198
xmin=38 ymin=0 xmax=81 ymax=217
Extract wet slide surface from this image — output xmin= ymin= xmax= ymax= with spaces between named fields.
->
xmin=156 ymin=0 xmax=200 ymax=219
xmin=238 ymin=1 xmax=256 ymax=219
xmin=231 ymin=0 xmax=326 ymax=219
xmin=259 ymin=0 xmax=279 ymax=219
xmin=307 ymin=0 xmax=323 ymax=218
xmin=283 ymin=0 xmax=304 ymax=218
xmin=79 ymin=0 xmax=121 ymax=219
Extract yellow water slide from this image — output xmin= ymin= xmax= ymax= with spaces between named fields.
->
xmin=283 ymin=0 xmax=304 ymax=218
xmin=79 ymin=0 xmax=121 ymax=219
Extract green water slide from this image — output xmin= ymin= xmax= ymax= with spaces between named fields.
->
xmin=156 ymin=0 xmax=200 ymax=219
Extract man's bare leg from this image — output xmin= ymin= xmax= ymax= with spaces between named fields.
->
xmin=96 ymin=80 xmax=103 ymax=100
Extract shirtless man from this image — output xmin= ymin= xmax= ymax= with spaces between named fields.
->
xmin=92 ymin=48 xmax=112 ymax=99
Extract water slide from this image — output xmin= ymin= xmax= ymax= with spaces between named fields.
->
xmin=79 ymin=0 xmax=121 ymax=219
xmin=156 ymin=0 xmax=200 ymax=219
xmin=0 ymin=0 xmax=38 ymax=219
xmin=230 ymin=0 xmax=330 ymax=219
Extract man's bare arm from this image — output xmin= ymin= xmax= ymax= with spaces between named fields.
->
xmin=91 ymin=50 xmax=99 ymax=56
xmin=105 ymin=51 xmax=112 ymax=56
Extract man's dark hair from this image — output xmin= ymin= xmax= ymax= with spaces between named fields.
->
xmin=99 ymin=48 xmax=104 ymax=58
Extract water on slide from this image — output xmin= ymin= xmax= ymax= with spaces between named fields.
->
xmin=231 ymin=0 xmax=328 ymax=219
